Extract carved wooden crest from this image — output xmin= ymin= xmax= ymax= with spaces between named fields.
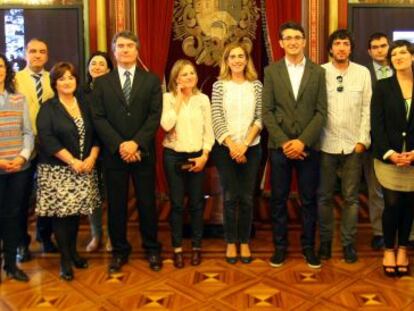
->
xmin=173 ymin=0 xmax=260 ymax=66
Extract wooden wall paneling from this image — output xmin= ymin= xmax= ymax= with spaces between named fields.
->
xmin=338 ymin=0 xmax=348 ymax=28
xmin=88 ymin=0 xmax=97 ymax=52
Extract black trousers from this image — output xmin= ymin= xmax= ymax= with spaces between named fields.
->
xmin=382 ymin=187 xmax=414 ymax=249
xmin=0 ymin=169 xmax=31 ymax=270
xmin=52 ymin=215 xmax=80 ymax=263
xmin=163 ymin=149 xmax=205 ymax=248
xmin=20 ymin=157 xmax=53 ymax=247
xmin=105 ymin=160 xmax=161 ymax=259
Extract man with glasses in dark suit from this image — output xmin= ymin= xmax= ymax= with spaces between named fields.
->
xmin=364 ymin=33 xmax=392 ymax=251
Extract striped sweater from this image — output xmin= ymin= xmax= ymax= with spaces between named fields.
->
xmin=0 ymin=92 xmax=34 ymax=174
xmin=211 ymin=79 xmax=262 ymax=145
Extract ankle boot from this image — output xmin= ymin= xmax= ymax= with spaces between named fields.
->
xmin=60 ymin=258 xmax=73 ymax=281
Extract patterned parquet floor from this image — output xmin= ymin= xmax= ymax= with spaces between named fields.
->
xmin=1 ymin=227 xmax=414 ymax=311
xmin=1 ymin=196 xmax=414 ymax=310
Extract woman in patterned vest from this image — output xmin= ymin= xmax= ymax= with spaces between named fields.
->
xmin=0 ymin=54 xmax=34 ymax=282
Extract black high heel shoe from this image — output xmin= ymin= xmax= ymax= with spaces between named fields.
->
xmin=225 ymin=244 xmax=237 ymax=264
xmin=240 ymin=244 xmax=253 ymax=264
xmin=383 ymin=249 xmax=397 ymax=278
xmin=225 ymin=256 xmax=238 ymax=264
xmin=240 ymin=256 xmax=253 ymax=264
xmin=382 ymin=265 xmax=397 ymax=277
xmin=397 ymin=265 xmax=410 ymax=277
xmin=396 ymin=247 xmax=410 ymax=277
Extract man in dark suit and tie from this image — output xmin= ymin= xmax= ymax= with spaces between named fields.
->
xmin=367 ymin=33 xmax=392 ymax=89
xmin=364 ymin=33 xmax=392 ymax=250
xmin=262 ymin=21 xmax=327 ymax=268
xmin=91 ymin=31 xmax=162 ymax=272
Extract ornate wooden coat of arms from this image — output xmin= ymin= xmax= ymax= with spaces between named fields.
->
xmin=173 ymin=0 xmax=260 ymax=66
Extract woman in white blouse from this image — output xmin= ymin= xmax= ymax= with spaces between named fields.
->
xmin=161 ymin=59 xmax=214 ymax=268
xmin=211 ymin=42 xmax=262 ymax=264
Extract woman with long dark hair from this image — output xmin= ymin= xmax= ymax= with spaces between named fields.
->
xmin=81 ymin=51 xmax=113 ymax=252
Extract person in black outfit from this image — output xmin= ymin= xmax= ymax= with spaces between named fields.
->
xmin=80 ymin=51 xmax=113 ymax=253
xmin=371 ymin=40 xmax=414 ymax=277
xmin=36 ymin=62 xmax=101 ymax=281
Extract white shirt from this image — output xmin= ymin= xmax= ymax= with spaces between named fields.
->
xmin=222 ymin=80 xmax=262 ymax=145
xmin=117 ymin=65 xmax=136 ymax=88
xmin=285 ymin=57 xmax=306 ymax=100
xmin=28 ymin=68 xmax=46 ymax=82
xmin=320 ymin=61 xmax=372 ymax=154
xmin=161 ymin=92 xmax=214 ymax=153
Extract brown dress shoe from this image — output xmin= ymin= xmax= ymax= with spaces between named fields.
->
xmin=173 ymin=252 xmax=184 ymax=269
xmin=191 ymin=250 xmax=201 ymax=266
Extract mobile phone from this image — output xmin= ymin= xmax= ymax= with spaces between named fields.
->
xmin=174 ymin=160 xmax=193 ymax=172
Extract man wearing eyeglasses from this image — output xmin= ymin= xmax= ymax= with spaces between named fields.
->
xmin=263 ymin=21 xmax=327 ymax=269
xmin=364 ymin=33 xmax=392 ymax=251
xmin=318 ymin=29 xmax=372 ymax=263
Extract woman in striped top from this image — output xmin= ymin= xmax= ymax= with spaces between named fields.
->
xmin=211 ymin=42 xmax=262 ymax=264
xmin=0 ymin=54 xmax=34 ymax=282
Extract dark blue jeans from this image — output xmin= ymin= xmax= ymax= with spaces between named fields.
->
xmin=213 ymin=144 xmax=262 ymax=244
xmin=269 ymin=148 xmax=320 ymax=250
xmin=0 ymin=168 xmax=31 ymax=270
xmin=163 ymin=148 xmax=205 ymax=248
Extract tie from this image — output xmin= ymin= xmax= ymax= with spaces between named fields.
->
xmin=32 ymin=73 xmax=43 ymax=104
xmin=379 ymin=66 xmax=388 ymax=79
xmin=123 ymin=71 xmax=132 ymax=103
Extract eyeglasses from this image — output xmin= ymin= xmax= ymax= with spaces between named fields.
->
xmin=336 ymin=75 xmax=344 ymax=92
xmin=282 ymin=35 xmax=304 ymax=42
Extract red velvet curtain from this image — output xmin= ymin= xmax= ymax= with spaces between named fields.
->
xmin=265 ymin=0 xmax=302 ymax=61
xmin=136 ymin=1 xmax=174 ymax=194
